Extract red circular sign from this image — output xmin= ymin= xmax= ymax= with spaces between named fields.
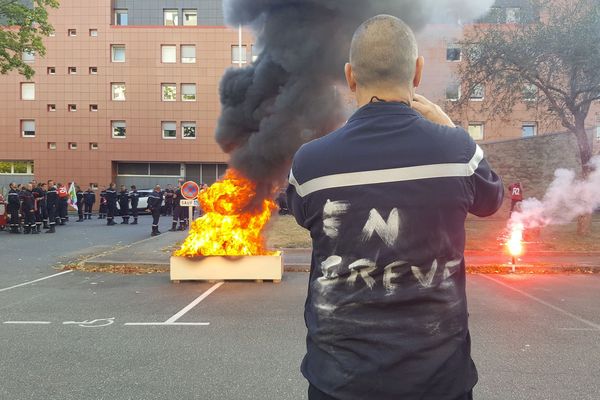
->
xmin=181 ymin=181 xmax=200 ymax=200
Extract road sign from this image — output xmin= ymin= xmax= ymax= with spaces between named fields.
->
xmin=181 ymin=181 xmax=200 ymax=200
xmin=180 ymin=199 xmax=199 ymax=207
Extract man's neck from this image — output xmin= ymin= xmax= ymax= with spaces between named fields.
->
xmin=356 ymin=86 xmax=413 ymax=108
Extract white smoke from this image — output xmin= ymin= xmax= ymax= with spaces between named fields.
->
xmin=510 ymin=156 xmax=600 ymax=229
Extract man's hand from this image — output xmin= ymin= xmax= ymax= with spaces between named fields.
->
xmin=412 ymin=94 xmax=456 ymax=128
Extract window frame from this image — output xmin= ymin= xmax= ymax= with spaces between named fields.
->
xmin=161 ymin=83 xmax=177 ymax=102
xmin=111 ymin=82 xmax=126 ymax=101
xmin=181 ymin=45 xmax=196 ymax=63
xmin=469 ymin=84 xmax=485 ymax=101
xmin=111 ymin=45 xmax=126 ymax=63
xmin=182 ymin=121 xmax=197 ymax=139
xmin=111 ymin=120 xmax=127 ymax=139
xmin=114 ymin=9 xmax=128 ymax=26
xmin=181 ymin=83 xmax=197 ymax=102
xmin=182 ymin=9 xmax=197 ymax=26
xmin=161 ymin=45 xmax=177 ymax=63
xmin=468 ymin=122 xmax=485 ymax=141
xmin=21 ymin=82 xmax=35 ymax=101
xmin=522 ymin=122 xmax=538 ymax=138
xmin=163 ymin=9 xmax=179 ymax=26
xmin=21 ymin=120 xmax=36 ymax=138
xmin=231 ymin=45 xmax=247 ymax=64
xmin=446 ymin=82 xmax=461 ymax=102
xmin=162 ymin=121 xmax=177 ymax=139
xmin=446 ymin=44 xmax=462 ymax=62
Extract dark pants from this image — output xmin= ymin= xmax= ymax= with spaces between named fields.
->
xmin=152 ymin=208 xmax=160 ymax=227
xmin=47 ymin=205 xmax=56 ymax=226
xmin=8 ymin=207 xmax=19 ymax=229
xmin=59 ymin=201 xmax=68 ymax=223
xmin=41 ymin=204 xmax=48 ymax=224
xmin=165 ymin=201 xmax=173 ymax=216
xmin=78 ymin=206 xmax=84 ymax=220
xmin=84 ymin=203 xmax=93 ymax=217
xmin=99 ymin=203 xmax=107 ymax=216
xmin=130 ymin=205 xmax=138 ymax=219
xmin=120 ymin=205 xmax=129 ymax=222
xmin=308 ymin=385 xmax=473 ymax=400
xmin=24 ymin=209 xmax=35 ymax=230
xmin=107 ymin=203 xmax=117 ymax=221
xmin=172 ymin=206 xmax=181 ymax=224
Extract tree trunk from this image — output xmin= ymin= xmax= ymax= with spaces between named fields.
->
xmin=573 ymin=117 xmax=593 ymax=236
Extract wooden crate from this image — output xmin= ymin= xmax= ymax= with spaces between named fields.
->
xmin=170 ymin=255 xmax=283 ymax=283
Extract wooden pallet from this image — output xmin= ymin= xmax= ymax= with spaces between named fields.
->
xmin=170 ymin=255 xmax=283 ymax=283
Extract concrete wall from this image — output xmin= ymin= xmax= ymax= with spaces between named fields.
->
xmin=480 ymin=132 xmax=582 ymax=214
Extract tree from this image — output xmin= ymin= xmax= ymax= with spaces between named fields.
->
xmin=0 ymin=0 xmax=59 ymax=79
xmin=454 ymin=0 xmax=600 ymax=234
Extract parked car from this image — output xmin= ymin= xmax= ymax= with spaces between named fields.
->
xmin=115 ymin=189 xmax=154 ymax=214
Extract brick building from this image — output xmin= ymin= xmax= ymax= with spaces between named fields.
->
xmin=1 ymin=0 xmax=598 ymax=195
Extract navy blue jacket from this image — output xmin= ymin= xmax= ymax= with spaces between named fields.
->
xmin=287 ymin=102 xmax=503 ymax=400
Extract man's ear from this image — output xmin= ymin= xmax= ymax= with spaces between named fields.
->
xmin=345 ymin=63 xmax=357 ymax=93
xmin=413 ymin=56 xmax=424 ymax=88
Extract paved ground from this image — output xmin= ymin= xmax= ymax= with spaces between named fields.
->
xmin=1 ymin=217 xmax=600 ymax=399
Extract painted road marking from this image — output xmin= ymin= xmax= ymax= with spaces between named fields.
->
xmin=0 ymin=270 xmax=73 ymax=293
xmin=125 ymin=282 xmax=224 ymax=327
xmin=481 ymin=275 xmax=600 ymax=331
xmin=4 ymin=321 xmax=52 ymax=325
xmin=63 ymin=318 xmax=115 ymax=328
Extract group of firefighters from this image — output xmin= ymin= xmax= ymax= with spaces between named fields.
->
xmin=2 ymin=178 xmax=206 ymax=237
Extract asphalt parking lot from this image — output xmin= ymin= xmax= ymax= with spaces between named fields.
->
xmin=1 ymin=218 xmax=599 ymax=400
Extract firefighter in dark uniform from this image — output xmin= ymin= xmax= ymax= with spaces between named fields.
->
xmin=83 ymin=187 xmax=95 ymax=219
xmin=118 ymin=185 xmax=130 ymax=224
xmin=31 ymin=181 xmax=44 ymax=233
xmin=76 ymin=186 xmax=85 ymax=222
xmin=106 ymin=183 xmax=118 ymax=226
xmin=57 ymin=183 xmax=68 ymax=225
xmin=169 ymin=179 xmax=185 ymax=231
xmin=7 ymin=182 xmax=21 ymax=234
xmin=98 ymin=186 xmax=107 ymax=219
xmin=129 ymin=185 xmax=139 ymax=224
xmin=39 ymin=182 xmax=49 ymax=229
xmin=147 ymin=185 xmax=163 ymax=236
xmin=164 ymin=184 xmax=174 ymax=216
xmin=45 ymin=180 xmax=58 ymax=233
xmin=20 ymin=183 xmax=37 ymax=234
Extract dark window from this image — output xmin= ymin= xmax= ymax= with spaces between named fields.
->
xmin=202 ymin=164 xmax=217 ymax=184
xmin=150 ymin=163 xmax=180 ymax=176
xmin=217 ymin=164 xmax=228 ymax=179
xmin=118 ymin=163 xmax=149 ymax=176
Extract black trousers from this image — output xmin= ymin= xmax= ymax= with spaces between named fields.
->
xmin=78 ymin=206 xmax=84 ymax=219
xmin=8 ymin=207 xmax=19 ymax=227
xmin=308 ymin=385 xmax=473 ymax=400
xmin=84 ymin=203 xmax=93 ymax=216
xmin=107 ymin=203 xmax=117 ymax=220
xmin=24 ymin=209 xmax=35 ymax=229
xmin=152 ymin=208 xmax=160 ymax=227
xmin=59 ymin=201 xmax=68 ymax=222
xmin=130 ymin=205 xmax=138 ymax=218
xmin=172 ymin=206 xmax=181 ymax=223
xmin=41 ymin=204 xmax=48 ymax=222
xmin=47 ymin=205 xmax=56 ymax=226
xmin=99 ymin=203 xmax=107 ymax=215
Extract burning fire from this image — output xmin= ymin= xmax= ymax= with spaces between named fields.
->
xmin=174 ymin=170 xmax=278 ymax=257
xmin=506 ymin=222 xmax=524 ymax=258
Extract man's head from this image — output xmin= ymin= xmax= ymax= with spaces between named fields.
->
xmin=345 ymin=15 xmax=423 ymax=104
xmin=167 ymin=184 xmax=172 ymax=189
xmin=9 ymin=182 xmax=16 ymax=190
xmin=47 ymin=179 xmax=54 ymax=186
xmin=154 ymin=185 xmax=161 ymax=192
xmin=131 ymin=185 xmax=137 ymax=191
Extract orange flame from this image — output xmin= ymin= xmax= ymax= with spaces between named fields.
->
xmin=174 ymin=170 xmax=278 ymax=257
xmin=507 ymin=223 xmax=524 ymax=257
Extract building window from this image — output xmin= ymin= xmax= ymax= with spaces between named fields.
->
xmin=470 ymin=84 xmax=484 ymax=101
xmin=47 ymin=67 xmax=55 ymax=75
xmin=161 ymin=45 xmax=177 ymax=63
xmin=89 ymin=29 xmax=98 ymax=37
xmin=21 ymin=120 xmax=36 ymax=137
xmin=181 ymin=83 xmax=196 ymax=101
xmin=446 ymin=82 xmax=461 ymax=101
xmin=182 ymin=122 xmax=196 ymax=139
xmin=523 ymin=83 xmax=537 ymax=101
xmin=111 ymin=83 xmax=126 ymax=101
xmin=251 ymin=44 xmax=259 ymax=63
xmin=112 ymin=121 xmax=126 ymax=138
xmin=89 ymin=67 xmax=98 ymax=74
xmin=183 ymin=9 xmax=197 ymax=26
xmin=488 ymin=7 xmax=504 ymax=23
xmin=164 ymin=9 xmax=179 ymax=26
xmin=114 ymin=9 xmax=128 ymax=26
xmin=68 ymin=104 xmax=77 ymax=112
xmin=111 ymin=45 xmax=125 ymax=62
xmin=0 ymin=161 xmax=34 ymax=174
xmin=506 ymin=7 xmax=521 ymax=23
xmin=68 ymin=29 xmax=77 ymax=37
xmin=446 ymin=44 xmax=461 ymax=62
xmin=68 ymin=66 xmax=77 ymax=74
xmin=117 ymin=163 xmax=181 ymax=177
xmin=231 ymin=45 xmax=247 ymax=64
xmin=162 ymin=121 xmax=177 ymax=139
xmin=48 ymin=142 xmax=57 ymax=150
xmin=468 ymin=123 xmax=484 ymax=141
xmin=22 ymin=51 xmax=35 ymax=63
xmin=162 ymin=83 xmax=177 ymax=101
xmin=69 ymin=142 xmax=78 ymax=150
xmin=522 ymin=122 xmax=537 ymax=137
xmin=181 ymin=45 xmax=196 ymax=63
xmin=47 ymin=104 xmax=56 ymax=112
xmin=90 ymin=142 xmax=99 ymax=150
xmin=21 ymin=83 xmax=35 ymax=100
xmin=90 ymin=104 xmax=98 ymax=112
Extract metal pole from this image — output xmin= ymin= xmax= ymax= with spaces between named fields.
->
xmin=238 ymin=24 xmax=242 ymax=66
xmin=188 ymin=206 xmax=193 ymax=232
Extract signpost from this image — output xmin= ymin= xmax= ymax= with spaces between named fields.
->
xmin=180 ymin=181 xmax=200 ymax=231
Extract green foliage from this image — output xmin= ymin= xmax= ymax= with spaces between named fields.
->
xmin=455 ymin=0 xmax=600 ymax=166
xmin=0 ymin=0 xmax=59 ymax=78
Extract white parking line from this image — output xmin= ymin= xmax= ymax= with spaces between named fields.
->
xmin=0 ymin=270 xmax=73 ymax=293
xmin=4 ymin=321 xmax=52 ymax=325
xmin=481 ymin=275 xmax=600 ymax=331
xmin=124 ymin=282 xmax=224 ymax=327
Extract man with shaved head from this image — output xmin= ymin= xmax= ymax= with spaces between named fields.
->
xmin=288 ymin=15 xmax=503 ymax=400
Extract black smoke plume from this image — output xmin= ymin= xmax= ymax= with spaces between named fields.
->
xmin=217 ymin=0 xmax=495 ymax=195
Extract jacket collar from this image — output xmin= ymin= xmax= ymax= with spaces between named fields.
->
xmin=348 ymin=101 xmax=420 ymax=123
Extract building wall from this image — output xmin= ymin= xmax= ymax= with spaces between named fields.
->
xmin=112 ymin=0 xmax=224 ymax=26
xmin=0 ymin=0 xmax=252 ymax=193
